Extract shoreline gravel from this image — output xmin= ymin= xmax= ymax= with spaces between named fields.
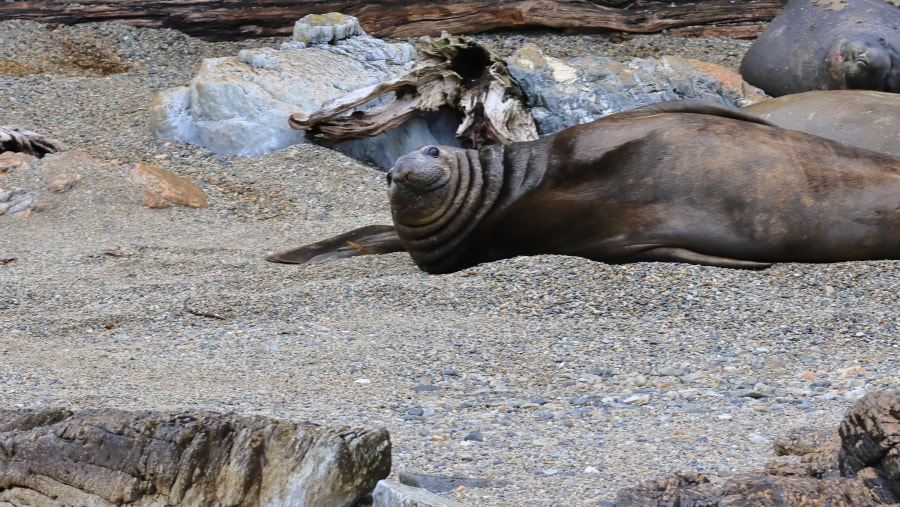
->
xmin=1 ymin=19 xmax=898 ymax=505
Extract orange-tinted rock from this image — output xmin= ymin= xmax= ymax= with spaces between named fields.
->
xmin=0 ymin=151 xmax=36 ymax=178
xmin=125 ymin=163 xmax=208 ymax=208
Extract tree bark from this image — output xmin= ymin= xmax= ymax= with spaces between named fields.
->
xmin=0 ymin=0 xmax=786 ymax=41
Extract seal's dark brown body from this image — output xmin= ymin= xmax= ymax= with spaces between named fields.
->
xmin=739 ymin=0 xmax=900 ymax=96
xmin=267 ymin=101 xmax=900 ymax=274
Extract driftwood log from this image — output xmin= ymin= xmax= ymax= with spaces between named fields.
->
xmin=0 ymin=126 xmax=66 ymax=159
xmin=0 ymin=0 xmax=786 ymax=41
xmin=0 ymin=408 xmax=391 ymax=506
xmin=289 ymin=33 xmax=538 ymax=148
xmin=613 ymin=390 xmax=900 ymax=506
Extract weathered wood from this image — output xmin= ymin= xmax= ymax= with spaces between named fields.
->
xmin=0 ymin=0 xmax=786 ymax=41
xmin=0 ymin=126 xmax=66 ymax=158
xmin=0 ymin=408 xmax=391 ymax=506
xmin=290 ymin=33 xmax=538 ymax=148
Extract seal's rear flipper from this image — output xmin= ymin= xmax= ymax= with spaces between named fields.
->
xmin=620 ymin=247 xmax=774 ymax=269
xmin=265 ymin=225 xmax=405 ymax=264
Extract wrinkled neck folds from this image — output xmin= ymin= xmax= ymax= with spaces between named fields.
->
xmin=393 ymin=146 xmax=506 ymax=273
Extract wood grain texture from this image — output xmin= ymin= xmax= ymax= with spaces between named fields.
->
xmin=0 ymin=0 xmax=786 ymax=40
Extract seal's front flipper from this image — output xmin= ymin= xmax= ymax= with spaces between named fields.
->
xmin=265 ymin=225 xmax=405 ymax=264
xmin=620 ymin=247 xmax=774 ymax=269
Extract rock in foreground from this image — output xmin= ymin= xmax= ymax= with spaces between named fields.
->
xmin=613 ymin=390 xmax=900 ymax=506
xmin=0 ymin=408 xmax=391 ymax=506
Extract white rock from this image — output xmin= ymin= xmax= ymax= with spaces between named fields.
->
xmin=149 ymin=14 xmax=419 ymax=163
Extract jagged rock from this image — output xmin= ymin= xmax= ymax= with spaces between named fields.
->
xmin=613 ymin=390 xmax=900 ymax=506
xmin=0 ymin=126 xmax=66 ymax=158
xmin=0 ymin=408 xmax=391 ymax=507
xmin=149 ymin=13 xmax=423 ymax=167
xmin=507 ymin=43 xmax=767 ymax=135
xmin=372 ymin=480 xmax=467 ymax=507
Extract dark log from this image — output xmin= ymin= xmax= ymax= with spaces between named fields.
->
xmin=0 ymin=0 xmax=786 ymax=41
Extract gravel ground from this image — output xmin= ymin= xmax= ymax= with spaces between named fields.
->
xmin=2 ymin=20 xmax=899 ymax=506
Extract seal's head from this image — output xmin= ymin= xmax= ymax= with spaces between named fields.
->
xmin=826 ymin=37 xmax=900 ymax=92
xmin=387 ymin=145 xmax=472 ymax=227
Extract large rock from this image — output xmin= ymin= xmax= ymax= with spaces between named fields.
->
xmin=613 ymin=390 xmax=900 ymax=506
xmin=507 ymin=43 xmax=766 ymax=135
xmin=0 ymin=408 xmax=391 ymax=506
xmin=149 ymin=13 xmax=431 ymax=167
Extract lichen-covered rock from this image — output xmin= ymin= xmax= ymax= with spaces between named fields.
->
xmin=0 ymin=408 xmax=392 ymax=507
xmin=508 ymin=43 xmax=766 ymax=136
xmin=613 ymin=390 xmax=900 ymax=506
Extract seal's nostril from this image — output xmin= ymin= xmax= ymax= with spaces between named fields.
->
xmin=386 ymin=171 xmax=393 ymax=185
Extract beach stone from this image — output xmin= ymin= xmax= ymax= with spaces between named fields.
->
xmin=0 ymin=408 xmax=392 ymax=507
xmin=125 ymin=163 xmax=209 ymax=208
xmin=149 ymin=14 xmax=418 ymax=160
xmin=293 ymin=13 xmax=363 ymax=44
xmin=0 ymin=151 xmax=34 ymax=177
xmin=398 ymin=472 xmax=510 ymax=493
xmin=0 ymin=150 xmax=210 ymax=216
xmin=507 ymin=43 xmax=766 ymax=135
xmin=372 ymin=480 xmax=467 ymax=507
xmin=774 ymin=426 xmax=835 ymax=456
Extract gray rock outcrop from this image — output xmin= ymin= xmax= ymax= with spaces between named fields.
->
xmin=0 ymin=408 xmax=391 ymax=506
xmin=508 ymin=43 xmax=766 ymax=135
xmin=149 ymin=13 xmax=423 ymax=165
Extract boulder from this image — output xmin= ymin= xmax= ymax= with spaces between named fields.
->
xmin=0 ymin=408 xmax=391 ymax=506
xmin=507 ymin=43 xmax=766 ymax=135
xmin=149 ymin=13 xmax=429 ymax=168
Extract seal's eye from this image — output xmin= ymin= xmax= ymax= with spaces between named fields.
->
xmin=879 ymin=38 xmax=888 ymax=48
xmin=425 ymin=146 xmax=440 ymax=158
xmin=386 ymin=171 xmax=393 ymax=185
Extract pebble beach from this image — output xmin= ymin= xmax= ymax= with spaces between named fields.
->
xmin=1 ymin=19 xmax=899 ymax=506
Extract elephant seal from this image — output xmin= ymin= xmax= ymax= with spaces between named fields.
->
xmin=739 ymin=0 xmax=900 ymax=96
xmin=267 ymin=100 xmax=900 ymax=274
xmin=741 ymin=90 xmax=900 ymax=156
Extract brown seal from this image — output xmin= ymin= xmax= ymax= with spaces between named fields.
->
xmin=741 ymin=90 xmax=900 ymax=157
xmin=739 ymin=0 xmax=900 ymax=96
xmin=267 ymin=100 xmax=900 ymax=274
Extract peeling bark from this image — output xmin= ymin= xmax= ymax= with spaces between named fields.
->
xmin=289 ymin=33 xmax=538 ymax=148
xmin=0 ymin=0 xmax=787 ymax=41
